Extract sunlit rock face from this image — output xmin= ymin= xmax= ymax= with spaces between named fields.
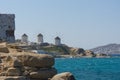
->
xmin=0 ymin=14 xmax=15 ymax=43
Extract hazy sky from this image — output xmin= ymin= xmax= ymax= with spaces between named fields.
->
xmin=0 ymin=0 xmax=120 ymax=49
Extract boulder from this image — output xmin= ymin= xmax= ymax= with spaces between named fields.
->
xmin=30 ymin=68 xmax=57 ymax=79
xmin=0 ymin=53 xmax=8 ymax=60
xmin=4 ymin=56 xmax=22 ymax=68
xmin=0 ymin=47 xmax=9 ymax=53
xmin=14 ymin=53 xmax=54 ymax=68
xmin=84 ymin=50 xmax=95 ymax=57
xmin=0 ymin=76 xmax=26 ymax=80
xmin=0 ymin=48 xmax=76 ymax=80
xmin=51 ymin=72 xmax=76 ymax=80
xmin=6 ymin=67 xmax=21 ymax=76
xmin=75 ymin=48 xmax=85 ymax=54
xmin=0 ymin=42 xmax=9 ymax=53
xmin=95 ymin=53 xmax=108 ymax=58
xmin=0 ymin=57 xmax=2 ymax=63
xmin=0 ymin=72 xmax=6 ymax=76
xmin=70 ymin=48 xmax=85 ymax=55
xmin=22 ymin=66 xmax=38 ymax=72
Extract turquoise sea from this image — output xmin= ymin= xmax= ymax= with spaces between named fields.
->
xmin=55 ymin=58 xmax=120 ymax=80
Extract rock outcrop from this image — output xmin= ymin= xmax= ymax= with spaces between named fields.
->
xmin=0 ymin=52 xmax=57 ymax=80
xmin=84 ymin=50 xmax=95 ymax=57
xmin=70 ymin=48 xmax=95 ymax=57
xmin=0 ymin=42 xmax=9 ymax=53
xmin=12 ymin=53 xmax=55 ymax=68
xmin=50 ymin=72 xmax=76 ymax=80
xmin=0 ymin=43 xmax=76 ymax=80
xmin=0 ymin=76 xmax=26 ymax=80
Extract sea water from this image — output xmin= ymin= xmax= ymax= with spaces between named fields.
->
xmin=55 ymin=58 xmax=120 ymax=80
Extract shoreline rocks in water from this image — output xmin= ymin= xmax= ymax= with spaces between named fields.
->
xmin=0 ymin=42 xmax=76 ymax=80
xmin=50 ymin=72 xmax=75 ymax=80
xmin=0 ymin=43 xmax=76 ymax=80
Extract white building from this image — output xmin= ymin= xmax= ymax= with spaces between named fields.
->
xmin=0 ymin=14 xmax=15 ymax=43
xmin=55 ymin=36 xmax=61 ymax=46
xmin=37 ymin=33 xmax=43 ymax=44
xmin=21 ymin=34 xmax=28 ymax=44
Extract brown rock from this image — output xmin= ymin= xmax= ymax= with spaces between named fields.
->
xmin=0 ymin=53 xmax=8 ymax=60
xmin=0 ymin=42 xmax=9 ymax=53
xmin=0 ymin=57 xmax=2 ymax=63
xmin=0 ymin=76 xmax=26 ymax=80
xmin=15 ymin=53 xmax=54 ymax=68
xmin=70 ymin=48 xmax=85 ymax=55
xmin=23 ymin=66 xmax=37 ymax=72
xmin=6 ymin=67 xmax=21 ymax=76
xmin=0 ymin=72 xmax=6 ymax=76
xmin=0 ymin=47 xmax=9 ymax=53
xmin=85 ymin=50 xmax=95 ymax=56
xmin=51 ymin=72 xmax=76 ymax=80
xmin=30 ymin=68 xmax=57 ymax=79
xmin=0 ymin=51 xmax=59 ymax=80
xmin=4 ymin=56 xmax=22 ymax=68
xmin=75 ymin=48 xmax=85 ymax=54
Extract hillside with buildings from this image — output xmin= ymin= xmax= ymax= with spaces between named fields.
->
xmin=14 ymin=33 xmax=108 ymax=58
xmin=0 ymin=13 xmax=108 ymax=58
xmin=15 ymin=33 xmax=71 ymax=55
xmin=0 ymin=14 xmax=76 ymax=80
xmin=91 ymin=43 xmax=120 ymax=54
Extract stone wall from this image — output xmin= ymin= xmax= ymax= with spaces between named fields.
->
xmin=0 ymin=14 xmax=15 ymax=43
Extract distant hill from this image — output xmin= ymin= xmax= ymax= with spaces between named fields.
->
xmin=90 ymin=43 xmax=120 ymax=54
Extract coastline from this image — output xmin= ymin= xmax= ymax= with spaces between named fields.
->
xmin=54 ymin=54 xmax=110 ymax=58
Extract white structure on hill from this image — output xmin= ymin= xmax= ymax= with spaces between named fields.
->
xmin=0 ymin=14 xmax=15 ymax=43
xmin=37 ymin=33 xmax=43 ymax=44
xmin=55 ymin=36 xmax=61 ymax=46
xmin=21 ymin=34 xmax=28 ymax=44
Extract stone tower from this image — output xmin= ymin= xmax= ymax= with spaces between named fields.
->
xmin=37 ymin=33 xmax=43 ymax=44
xmin=0 ymin=14 xmax=15 ymax=43
xmin=21 ymin=34 xmax=28 ymax=44
xmin=55 ymin=36 xmax=61 ymax=46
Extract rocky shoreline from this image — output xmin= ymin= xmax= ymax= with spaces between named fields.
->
xmin=0 ymin=42 xmax=110 ymax=80
xmin=0 ymin=42 xmax=76 ymax=80
xmin=55 ymin=54 xmax=110 ymax=58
